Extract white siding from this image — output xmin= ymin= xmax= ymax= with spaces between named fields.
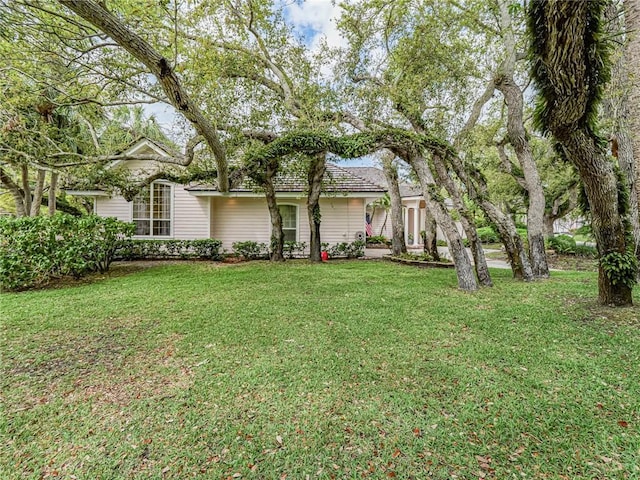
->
xmin=173 ymin=187 xmax=209 ymax=239
xmin=211 ymin=197 xmax=272 ymax=250
xmin=96 ymin=196 xmax=131 ymax=221
xmin=211 ymin=196 xmax=367 ymax=250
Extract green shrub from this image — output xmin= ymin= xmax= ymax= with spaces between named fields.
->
xmin=327 ymin=241 xmax=365 ymax=258
xmin=116 ymin=239 xmax=223 ymax=260
xmin=546 ymin=234 xmax=577 ymax=254
xmin=476 ymin=226 xmax=500 ymax=244
xmin=574 ymin=244 xmax=597 ymax=258
xmin=0 ymin=214 xmax=134 ymax=291
xmin=283 ymin=241 xmax=307 ymax=259
xmin=574 ymin=224 xmax=592 ymax=236
xmin=366 ymin=235 xmax=390 ymax=245
xmin=232 ymin=241 xmax=269 ymax=260
xmin=600 ymin=251 xmax=638 ymax=289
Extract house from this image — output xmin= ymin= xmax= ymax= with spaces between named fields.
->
xmin=67 ymin=139 xmax=388 ymax=252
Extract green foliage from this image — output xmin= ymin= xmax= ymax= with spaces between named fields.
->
xmin=232 ymin=241 xmax=269 ymax=260
xmin=116 ymin=239 xmax=223 ymax=261
xmin=283 ymin=241 xmax=307 ymax=259
xmin=546 ymin=235 xmax=577 ymax=255
xmin=0 ymin=214 xmax=134 ymax=291
xmin=529 ymin=0 xmax=611 ymax=135
xmin=600 ymin=251 xmax=638 ymax=289
xmin=476 ymin=226 xmax=500 ymax=244
xmin=326 ymin=241 xmax=365 ymax=258
xmin=366 ymin=235 xmax=390 ymax=246
xmin=244 ymin=129 xmax=453 ymax=165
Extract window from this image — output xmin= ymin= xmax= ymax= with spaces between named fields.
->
xmin=279 ymin=205 xmax=297 ymax=241
xmin=132 ymin=182 xmax=172 ymax=236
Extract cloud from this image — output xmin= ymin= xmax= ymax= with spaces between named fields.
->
xmin=282 ymin=0 xmax=344 ymax=52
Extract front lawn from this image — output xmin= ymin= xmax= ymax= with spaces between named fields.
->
xmin=2 ymin=261 xmax=639 ymax=479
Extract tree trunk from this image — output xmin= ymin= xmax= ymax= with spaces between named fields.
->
xmin=307 ymin=153 xmax=326 ymax=262
xmin=495 ymin=0 xmax=549 ymax=279
xmin=432 ymin=154 xmax=492 ymax=286
xmin=530 ymin=0 xmax=634 ymax=305
xmin=264 ymin=165 xmax=285 ymax=262
xmin=0 ymin=166 xmax=27 ymax=217
xmin=48 ymin=172 xmax=58 ymax=216
xmin=543 ymin=213 xmax=556 ymax=237
xmin=495 ymin=77 xmax=549 ymax=278
xmin=446 ymin=155 xmax=534 ymax=281
xmin=30 ymin=169 xmax=46 ymax=217
xmin=567 ymin=130 xmax=633 ymax=305
xmin=422 ymin=208 xmax=440 ymax=261
xmin=381 ymin=154 xmax=407 ymax=256
xmin=403 ymin=151 xmax=478 ymax=291
xmin=21 ymin=164 xmax=31 ymax=216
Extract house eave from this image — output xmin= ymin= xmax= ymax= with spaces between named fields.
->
xmin=187 ymin=190 xmax=385 ymax=198
xmin=65 ymin=190 xmax=109 ymax=197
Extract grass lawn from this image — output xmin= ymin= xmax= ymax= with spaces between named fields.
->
xmin=2 ymin=260 xmax=639 ymax=479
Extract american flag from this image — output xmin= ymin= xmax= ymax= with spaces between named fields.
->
xmin=365 ymin=220 xmax=373 ymax=236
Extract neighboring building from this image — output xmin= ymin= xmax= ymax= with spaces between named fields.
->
xmin=345 ymin=167 xmax=438 ymax=247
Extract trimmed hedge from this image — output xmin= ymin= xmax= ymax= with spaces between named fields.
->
xmin=117 ymin=239 xmax=223 ymax=260
xmin=0 ymin=214 xmax=134 ymax=291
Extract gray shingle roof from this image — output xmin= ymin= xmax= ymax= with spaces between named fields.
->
xmin=186 ymin=163 xmax=386 ymax=193
xmin=343 ymin=167 xmax=422 ymax=198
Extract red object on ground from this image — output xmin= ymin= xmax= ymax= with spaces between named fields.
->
xmin=321 ymin=251 xmax=329 ymax=262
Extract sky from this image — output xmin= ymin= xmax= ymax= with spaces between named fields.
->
xmin=146 ymin=1 xmax=374 ymax=167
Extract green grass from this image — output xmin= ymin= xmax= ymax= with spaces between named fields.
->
xmin=2 ymin=261 xmax=639 ymax=479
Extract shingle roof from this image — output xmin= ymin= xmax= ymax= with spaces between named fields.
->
xmin=186 ymin=163 xmax=386 ymax=194
xmin=343 ymin=167 xmax=422 ymax=198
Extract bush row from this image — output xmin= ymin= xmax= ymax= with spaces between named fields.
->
xmin=117 ymin=239 xmax=223 ymax=260
xmin=0 ymin=214 xmax=134 ymax=291
xmin=231 ymin=240 xmax=365 ymax=259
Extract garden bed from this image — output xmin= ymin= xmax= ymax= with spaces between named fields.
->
xmin=383 ymin=254 xmax=454 ymax=268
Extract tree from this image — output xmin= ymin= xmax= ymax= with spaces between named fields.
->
xmin=494 ymin=0 xmax=549 ymax=278
xmin=380 ymin=153 xmax=407 ymax=256
xmin=529 ymin=0 xmax=636 ymax=305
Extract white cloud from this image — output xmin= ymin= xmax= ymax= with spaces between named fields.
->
xmin=282 ymin=0 xmax=345 ymax=52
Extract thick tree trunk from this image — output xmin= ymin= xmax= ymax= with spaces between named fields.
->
xmin=307 ymin=153 xmax=326 ymax=262
xmin=422 ymin=208 xmax=440 ymax=261
xmin=446 ymin=155 xmax=534 ymax=280
xmin=30 ymin=169 xmax=46 ymax=217
xmin=530 ymin=0 xmax=634 ymax=305
xmin=432 ymin=154 xmax=492 ymax=286
xmin=403 ymin=152 xmax=478 ymax=291
xmin=567 ymin=130 xmax=633 ymax=305
xmin=57 ymin=0 xmax=229 ymax=192
xmin=381 ymin=154 xmax=407 ymax=256
xmin=263 ymin=166 xmax=285 ymax=262
xmin=48 ymin=172 xmax=58 ymax=216
xmin=0 ymin=166 xmax=27 ymax=217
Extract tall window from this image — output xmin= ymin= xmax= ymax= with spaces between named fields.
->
xmin=132 ymin=182 xmax=172 ymax=236
xmin=279 ymin=205 xmax=297 ymax=241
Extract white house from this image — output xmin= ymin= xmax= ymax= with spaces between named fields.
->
xmin=67 ymin=139 xmax=388 ymax=251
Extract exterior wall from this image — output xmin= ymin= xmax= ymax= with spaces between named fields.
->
xmin=96 ymin=196 xmax=131 ymax=221
xmin=95 ymin=184 xmax=210 ymax=240
xmin=173 ymin=187 xmax=209 ymax=239
xmin=211 ymin=196 xmax=366 ymax=251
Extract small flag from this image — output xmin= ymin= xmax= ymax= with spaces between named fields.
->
xmin=365 ymin=221 xmax=373 ymax=236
